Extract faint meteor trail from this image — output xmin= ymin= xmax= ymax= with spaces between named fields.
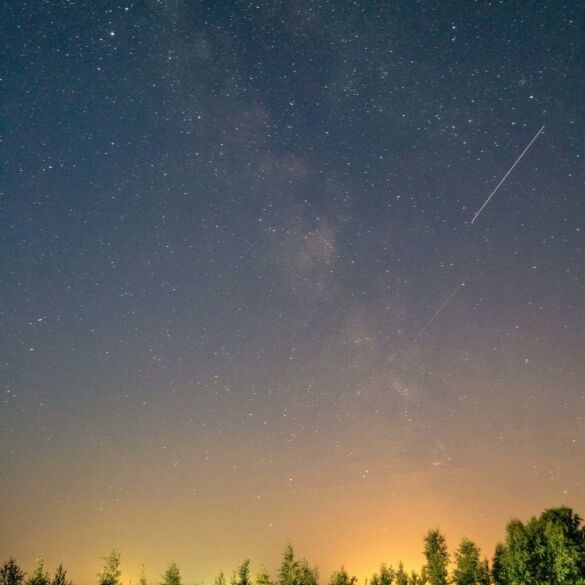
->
xmin=411 ymin=125 xmax=544 ymax=344
xmin=411 ymin=276 xmax=469 ymax=346
xmin=471 ymin=124 xmax=545 ymax=224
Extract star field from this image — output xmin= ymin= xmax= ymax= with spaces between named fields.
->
xmin=1 ymin=1 xmax=584 ymax=583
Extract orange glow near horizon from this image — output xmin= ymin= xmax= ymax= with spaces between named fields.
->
xmin=4 ymin=430 xmax=583 ymax=585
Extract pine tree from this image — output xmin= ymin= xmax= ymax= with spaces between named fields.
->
xmin=27 ymin=560 xmax=49 ymax=585
xmin=423 ymin=530 xmax=449 ymax=585
xmin=407 ymin=571 xmax=426 ymax=585
xmin=97 ymin=550 xmax=122 ymax=585
xmin=255 ymin=569 xmax=273 ymax=585
xmin=214 ymin=572 xmax=227 ymax=585
xmin=297 ymin=560 xmax=318 ymax=585
xmin=51 ymin=565 xmax=71 ymax=585
xmin=378 ymin=565 xmax=394 ymax=585
xmin=278 ymin=545 xmax=298 ymax=585
xmin=452 ymin=538 xmax=481 ymax=585
xmin=328 ymin=568 xmax=357 ymax=585
xmin=231 ymin=560 xmax=251 ymax=585
xmin=395 ymin=564 xmax=408 ymax=585
xmin=1 ymin=559 xmax=26 ymax=585
xmin=160 ymin=562 xmax=181 ymax=585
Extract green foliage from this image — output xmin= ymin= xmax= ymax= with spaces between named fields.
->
xmin=1 ymin=559 xmax=26 ymax=585
xmin=97 ymin=550 xmax=122 ymax=585
xmin=504 ymin=519 xmax=532 ymax=584
xmin=395 ymin=564 xmax=407 ymax=585
xmin=277 ymin=545 xmax=318 ymax=585
xmin=231 ymin=560 xmax=251 ymax=585
xmin=3 ymin=507 xmax=584 ymax=585
xmin=278 ymin=545 xmax=298 ymax=585
xmin=296 ymin=560 xmax=318 ymax=585
xmin=477 ymin=559 xmax=490 ymax=585
xmin=328 ymin=567 xmax=357 ymax=585
xmin=540 ymin=507 xmax=585 ymax=584
xmin=491 ymin=544 xmax=507 ymax=585
xmin=407 ymin=570 xmax=426 ymax=585
xmin=370 ymin=564 xmax=394 ymax=585
xmin=380 ymin=565 xmax=395 ymax=585
xmin=214 ymin=572 xmax=227 ymax=585
xmin=423 ymin=530 xmax=449 ymax=585
xmin=452 ymin=538 xmax=482 ymax=585
xmin=51 ymin=565 xmax=71 ymax=585
xmin=497 ymin=507 xmax=585 ymax=585
xmin=27 ymin=560 xmax=49 ymax=585
xmin=160 ymin=562 xmax=182 ymax=585
xmin=255 ymin=569 xmax=273 ymax=585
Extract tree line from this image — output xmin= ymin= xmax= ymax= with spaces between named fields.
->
xmin=2 ymin=507 xmax=584 ymax=585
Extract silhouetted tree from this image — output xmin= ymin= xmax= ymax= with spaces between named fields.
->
xmin=137 ymin=566 xmax=148 ymax=585
xmin=3 ymin=505 xmax=583 ymax=585
xmin=27 ymin=560 xmax=49 ymax=585
xmin=277 ymin=545 xmax=317 ymax=585
xmin=51 ymin=565 xmax=71 ymax=585
xmin=371 ymin=565 xmax=394 ymax=585
xmin=278 ymin=545 xmax=298 ymax=585
xmin=453 ymin=538 xmax=482 ymax=585
xmin=539 ymin=507 xmax=585 ymax=584
xmin=160 ymin=562 xmax=181 ymax=585
xmin=97 ymin=550 xmax=122 ymax=585
xmin=477 ymin=559 xmax=490 ymax=585
xmin=395 ymin=564 xmax=408 ymax=585
xmin=381 ymin=566 xmax=396 ymax=585
xmin=231 ymin=560 xmax=251 ymax=585
xmin=1 ymin=559 xmax=25 ymax=585
xmin=407 ymin=570 xmax=426 ymax=585
xmin=423 ymin=530 xmax=449 ymax=585
xmin=296 ymin=560 xmax=318 ymax=585
xmin=501 ymin=507 xmax=585 ymax=585
xmin=255 ymin=569 xmax=273 ymax=585
xmin=214 ymin=572 xmax=227 ymax=585
xmin=491 ymin=543 xmax=507 ymax=585
xmin=328 ymin=567 xmax=357 ymax=585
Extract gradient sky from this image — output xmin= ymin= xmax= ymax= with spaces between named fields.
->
xmin=1 ymin=1 xmax=584 ymax=584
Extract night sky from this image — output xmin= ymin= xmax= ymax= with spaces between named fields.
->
xmin=1 ymin=1 xmax=584 ymax=583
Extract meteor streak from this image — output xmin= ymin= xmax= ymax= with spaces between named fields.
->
xmin=411 ymin=276 xmax=468 ymax=346
xmin=471 ymin=125 xmax=545 ymax=224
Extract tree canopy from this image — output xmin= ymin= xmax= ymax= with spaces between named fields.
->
xmin=51 ymin=566 xmax=71 ymax=585
xmin=231 ymin=560 xmax=251 ymax=585
xmin=328 ymin=567 xmax=356 ymax=585
xmin=97 ymin=550 xmax=122 ymax=585
xmin=160 ymin=562 xmax=181 ymax=585
xmin=1 ymin=559 xmax=25 ymax=585
xmin=3 ymin=507 xmax=585 ymax=585
xmin=27 ymin=559 xmax=49 ymax=585
xmin=493 ymin=507 xmax=585 ymax=585
xmin=277 ymin=544 xmax=318 ymax=585
xmin=452 ymin=538 xmax=482 ymax=585
xmin=424 ymin=530 xmax=449 ymax=585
